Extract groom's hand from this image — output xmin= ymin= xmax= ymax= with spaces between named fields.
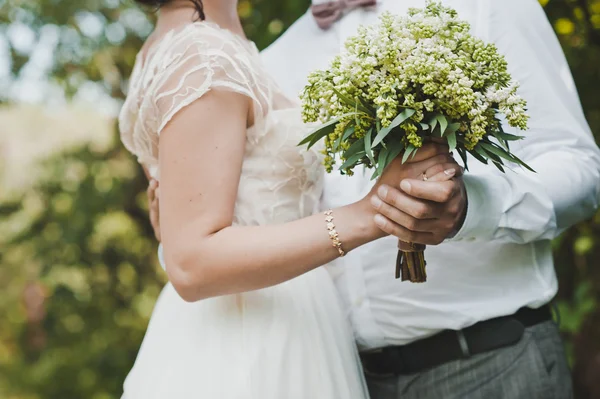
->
xmin=371 ymin=155 xmax=467 ymax=245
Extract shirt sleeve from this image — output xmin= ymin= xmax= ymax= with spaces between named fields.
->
xmin=449 ymin=0 xmax=600 ymax=244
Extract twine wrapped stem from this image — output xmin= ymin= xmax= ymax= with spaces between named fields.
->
xmin=396 ymin=240 xmax=427 ymax=282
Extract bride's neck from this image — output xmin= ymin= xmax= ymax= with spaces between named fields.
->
xmin=157 ymin=0 xmax=244 ymax=37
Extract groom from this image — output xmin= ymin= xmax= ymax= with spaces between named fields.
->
xmin=261 ymin=1 xmax=600 ymax=398
xmin=148 ymin=0 xmax=600 ymax=398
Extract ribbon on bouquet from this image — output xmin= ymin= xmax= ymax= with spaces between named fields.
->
xmin=311 ymin=0 xmax=377 ymax=29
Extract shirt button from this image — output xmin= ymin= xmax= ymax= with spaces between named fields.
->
xmin=355 ymin=297 xmax=364 ymax=307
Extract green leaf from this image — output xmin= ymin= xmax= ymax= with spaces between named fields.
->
xmin=378 ymin=145 xmax=390 ymax=164
xmin=307 ymin=126 xmax=335 ymax=149
xmin=372 ymin=108 xmax=416 ymax=147
xmin=375 ymin=146 xmax=390 ymax=179
xmin=470 ymin=146 xmax=489 ymax=164
xmin=474 ymin=144 xmax=489 ymax=159
xmin=364 ymin=127 xmax=375 ymax=165
xmin=298 ymin=121 xmax=336 ymax=146
xmin=402 ymin=144 xmax=416 ymax=163
xmin=373 ymin=140 xmax=406 ymax=181
xmin=490 ymin=134 xmax=509 ymax=151
xmin=493 ymin=131 xmax=524 ymax=141
xmin=492 ymin=160 xmax=505 ymax=173
xmin=477 ymin=145 xmax=508 ymax=175
xmin=356 ymin=96 xmax=376 ymax=115
xmin=386 ymin=140 xmax=405 ymax=165
xmin=332 ymin=87 xmax=373 ymax=115
xmin=339 ymin=151 xmax=366 ymax=171
xmin=436 ymin=114 xmax=448 ymax=137
xmin=497 ymin=121 xmax=506 ymax=133
xmin=479 ymin=146 xmax=503 ymax=164
xmin=420 ymin=123 xmax=430 ymax=131
xmin=342 ymin=124 xmax=356 ymax=141
xmin=334 ymin=132 xmax=343 ymax=151
xmin=456 ymin=147 xmax=469 ymax=171
xmin=427 ymin=113 xmax=440 ymax=132
xmin=343 ymin=137 xmax=366 ymax=159
xmin=298 ymin=112 xmax=359 ymax=147
xmin=509 ymin=152 xmax=536 ymax=173
xmin=446 ymin=131 xmax=457 ymax=152
xmin=445 ymin=122 xmax=461 ymax=135
xmin=480 ymin=142 xmax=518 ymax=164
xmin=370 ymin=168 xmax=380 ymax=181
xmin=298 ymin=132 xmax=318 ymax=147
xmin=490 ymin=128 xmax=522 ymax=153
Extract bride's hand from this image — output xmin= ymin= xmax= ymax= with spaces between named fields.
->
xmin=365 ymin=143 xmax=465 ymax=244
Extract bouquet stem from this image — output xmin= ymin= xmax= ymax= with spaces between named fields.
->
xmin=395 ymin=241 xmax=427 ymax=282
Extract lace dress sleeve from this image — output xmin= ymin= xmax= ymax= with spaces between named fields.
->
xmin=119 ymin=23 xmax=269 ymax=174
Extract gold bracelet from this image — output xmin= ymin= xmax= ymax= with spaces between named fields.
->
xmin=325 ymin=210 xmax=346 ymax=257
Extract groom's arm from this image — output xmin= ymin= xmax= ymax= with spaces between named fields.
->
xmin=451 ymin=0 xmax=600 ymax=243
xmin=377 ymin=0 xmax=600 ymax=245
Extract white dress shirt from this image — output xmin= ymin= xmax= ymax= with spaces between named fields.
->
xmin=260 ymin=0 xmax=600 ymax=350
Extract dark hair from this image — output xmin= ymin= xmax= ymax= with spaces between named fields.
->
xmin=135 ymin=0 xmax=205 ymax=20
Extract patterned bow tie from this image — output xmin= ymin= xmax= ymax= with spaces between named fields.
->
xmin=311 ymin=0 xmax=377 ymax=30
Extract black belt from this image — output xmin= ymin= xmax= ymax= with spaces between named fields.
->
xmin=360 ymin=305 xmax=552 ymax=376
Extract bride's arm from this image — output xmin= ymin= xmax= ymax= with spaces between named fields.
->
xmin=159 ymin=89 xmax=449 ymax=302
xmin=159 ymin=89 xmax=377 ymax=301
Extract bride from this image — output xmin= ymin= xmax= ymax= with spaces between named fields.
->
xmin=119 ymin=0 xmax=459 ymax=397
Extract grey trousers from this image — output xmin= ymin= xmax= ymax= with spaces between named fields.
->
xmin=365 ymin=321 xmax=573 ymax=399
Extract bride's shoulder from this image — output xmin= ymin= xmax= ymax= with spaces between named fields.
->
xmin=140 ymin=21 xmax=260 ymax=89
xmin=162 ymin=22 xmax=256 ymax=61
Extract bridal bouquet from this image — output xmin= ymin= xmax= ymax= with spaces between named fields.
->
xmin=299 ymin=1 xmax=532 ymax=282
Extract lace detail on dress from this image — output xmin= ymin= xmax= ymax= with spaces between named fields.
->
xmin=119 ymin=22 xmax=272 ymax=172
xmin=119 ymin=21 xmax=324 ymax=227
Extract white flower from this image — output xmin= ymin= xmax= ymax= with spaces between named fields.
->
xmin=300 ymin=1 xmax=529 ymax=173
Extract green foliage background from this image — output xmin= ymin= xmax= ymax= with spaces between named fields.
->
xmin=0 ymin=0 xmax=598 ymax=398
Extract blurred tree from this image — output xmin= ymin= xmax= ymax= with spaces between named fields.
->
xmin=0 ymin=0 xmax=598 ymax=398
xmin=0 ymin=1 xmax=310 ymax=398
xmin=542 ymin=1 xmax=600 ymax=397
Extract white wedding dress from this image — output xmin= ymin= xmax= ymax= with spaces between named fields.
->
xmin=118 ymin=22 xmax=369 ymax=399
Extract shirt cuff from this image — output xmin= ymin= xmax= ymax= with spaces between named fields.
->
xmin=446 ymin=173 xmax=506 ymax=243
